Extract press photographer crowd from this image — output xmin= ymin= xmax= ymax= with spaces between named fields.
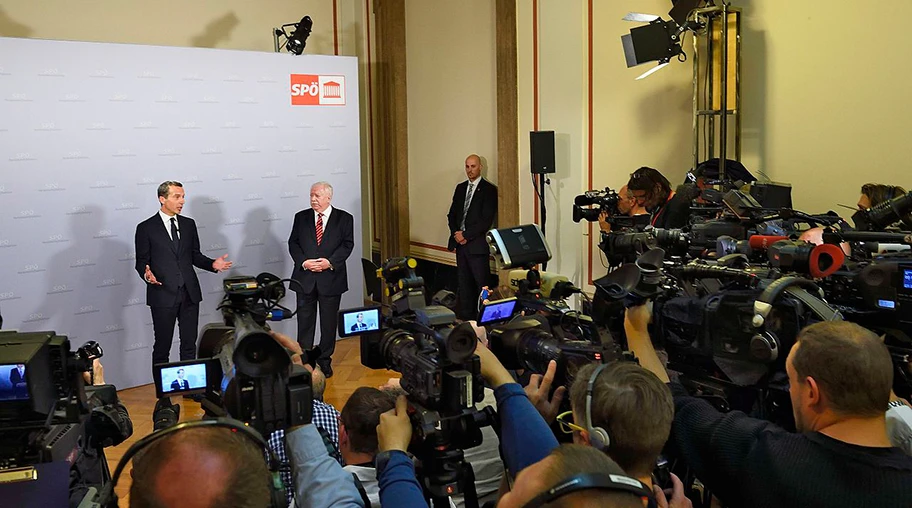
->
xmin=4 ymin=162 xmax=912 ymax=508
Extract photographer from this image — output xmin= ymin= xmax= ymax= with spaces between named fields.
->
xmin=598 ymin=185 xmax=648 ymax=233
xmin=624 ymin=304 xmax=912 ymax=507
xmin=131 ymin=345 xmax=363 ymax=508
xmin=376 ymin=395 xmax=655 ymax=508
xmin=563 ymin=362 xmax=674 ymax=493
xmin=627 ymin=167 xmax=691 ymax=229
xmin=338 ymin=386 xmax=401 ymax=506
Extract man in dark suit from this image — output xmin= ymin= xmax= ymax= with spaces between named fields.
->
xmin=448 ymin=154 xmax=498 ymax=320
xmin=288 ymin=181 xmax=354 ymax=377
xmin=9 ymin=364 xmax=27 ymax=399
xmin=350 ymin=312 xmax=369 ymax=332
xmin=170 ymin=368 xmax=190 ymax=391
xmin=135 ymin=181 xmax=232 ymax=372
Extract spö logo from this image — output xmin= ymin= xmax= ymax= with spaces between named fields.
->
xmin=290 ymin=74 xmax=345 ymax=106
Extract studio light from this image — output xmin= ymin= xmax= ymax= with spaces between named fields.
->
xmin=273 ymin=16 xmax=313 ymax=55
xmin=620 ymin=0 xmax=705 ymax=80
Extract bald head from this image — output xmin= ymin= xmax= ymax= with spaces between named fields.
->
xmin=130 ymin=427 xmax=271 ymax=508
xmin=465 ymin=154 xmax=481 ymax=181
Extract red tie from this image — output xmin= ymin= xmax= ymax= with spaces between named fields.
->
xmin=316 ymin=213 xmax=324 ymax=245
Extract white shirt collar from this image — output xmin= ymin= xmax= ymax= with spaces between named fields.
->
xmin=315 ymin=205 xmax=333 ymax=219
xmin=467 ymin=176 xmax=481 ymax=185
xmin=158 ymin=210 xmax=178 ymax=225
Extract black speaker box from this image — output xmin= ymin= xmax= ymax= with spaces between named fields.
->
xmin=530 ymin=131 xmax=555 ymax=174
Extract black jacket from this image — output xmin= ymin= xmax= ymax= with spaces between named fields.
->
xmin=288 ymin=208 xmax=355 ymax=296
xmin=134 ymin=214 xmax=215 ymax=307
xmin=447 ymin=178 xmax=498 ymax=254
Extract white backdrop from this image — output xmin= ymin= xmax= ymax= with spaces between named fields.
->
xmin=0 ymin=37 xmax=363 ymax=389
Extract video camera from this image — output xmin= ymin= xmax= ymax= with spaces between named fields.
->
xmin=153 ymin=273 xmax=312 ymax=437
xmin=572 ymin=188 xmax=621 ymax=223
xmin=0 ymin=332 xmax=103 ymax=465
xmin=484 ymin=225 xmax=621 ymax=386
xmin=342 ymin=257 xmax=493 ymax=505
xmin=852 ymin=190 xmax=912 ymax=231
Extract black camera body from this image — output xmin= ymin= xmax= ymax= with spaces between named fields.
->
xmin=573 ymin=188 xmax=621 ymax=223
xmin=353 ymin=257 xmax=484 ymax=414
xmin=346 ymin=257 xmax=493 ymax=504
xmin=155 ymin=273 xmax=312 ymax=437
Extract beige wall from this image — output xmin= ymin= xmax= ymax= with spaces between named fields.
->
xmin=0 ymin=1 xmax=337 ymax=53
xmin=739 ymin=0 xmax=912 ymax=214
xmin=405 ymin=0 xmax=497 ymax=264
xmin=517 ymin=0 xmax=691 ymax=289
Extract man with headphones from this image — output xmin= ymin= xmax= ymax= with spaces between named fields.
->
xmin=624 ymin=303 xmax=912 ymax=507
xmin=560 ymin=362 xmax=675 ymax=497
xmin=374 ymin=339 xmax=678 ymax=507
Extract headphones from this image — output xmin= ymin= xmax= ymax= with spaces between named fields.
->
xmin=585 ymin=363 xmax=611 ymax=450
xmin=96 ymin=417 xmax=286 ymax=508
xmin=521 ymin=472 xmax=652 ymax=508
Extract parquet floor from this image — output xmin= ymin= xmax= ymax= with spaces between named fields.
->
xmin=106 ymin=338 xmax=398 ymax=504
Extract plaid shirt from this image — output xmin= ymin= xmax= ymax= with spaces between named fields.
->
xmin=268 ymin=399 xmax=342 ymax=505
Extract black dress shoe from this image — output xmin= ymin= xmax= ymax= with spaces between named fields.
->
xmin=319 ymin=362 xmax=333 ymax=378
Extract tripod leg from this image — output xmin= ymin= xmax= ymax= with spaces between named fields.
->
xmin=460 ymin=461 xmax=480 ymax=508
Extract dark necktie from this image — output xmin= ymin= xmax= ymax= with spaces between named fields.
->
xmin=170 ymin=217 xmax=180 ymax=251
xmin=316 ymin=213 xmax=324 ymax=245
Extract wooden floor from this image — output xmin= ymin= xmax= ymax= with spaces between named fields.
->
xmin=106 ymin=338 xmax=397 ymax=503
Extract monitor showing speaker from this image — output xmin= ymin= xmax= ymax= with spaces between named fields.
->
xmin=530 ymin=130 xmax=556 ymax=174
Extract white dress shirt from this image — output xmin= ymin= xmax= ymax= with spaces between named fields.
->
xmin=158 ymin=210 xmax=180 ymax=241
xmin=314 ymin=205 xmax=333 ymax=234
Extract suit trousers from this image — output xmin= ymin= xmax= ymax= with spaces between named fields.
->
xmin=296 ymin=289 xmax=341 ymax=367
xmin=150 ymin=285 xmax=199 ymax=371
xmin=456 ymin=246 xmax=490 ymax=320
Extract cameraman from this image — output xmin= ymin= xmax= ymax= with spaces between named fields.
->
xmin=376 ymin=395 xmax=660 ymax=507
xmin=563 ymin=362 xmax=674 ymax=494
xmin=624 ymin=304 xmax=912 ymax=507
xmin=627 ymin=167 xmax=691 ymax=229
xmin=598 ymin=185 xmax=649 ymax=233
xmin=131 ymin=352 xmax=364 ymax=508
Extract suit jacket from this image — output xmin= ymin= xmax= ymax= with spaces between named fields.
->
xmin=134 ymin=213 xmax=216 ymax=307
xmin=288 ymin=208 xmax=355 ymax=296
xmin=9 ymin=368 xmax=26 ymax=398
xmin=448 ymin=178 xmax=498 ymax=254
xmin=351 ymin=322 xmax=369 ymax=332
xmin=171 ymin=379 xmax=189 ymax=390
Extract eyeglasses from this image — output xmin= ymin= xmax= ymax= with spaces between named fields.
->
xmin=556 ymin=411 xmax=587 ymax=435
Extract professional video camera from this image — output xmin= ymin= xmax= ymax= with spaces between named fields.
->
xmin=572 ymin=188 xmax=620 ymax=223
xmin=0 ymin=332 xmax=131 ymax=505
xmin=595 ymin=248 xmax=845 ymax=429
xmin=152 ymin=273 xmax=312 ymax=437
xmin=342 ymin=257 xmax=493 ymax=506
xmin=852 ymin=190 xmax=912 ymax=231
xmin=484 ymin=224 xmax=622 ymax=386
xmin=816 ymin=250 xmax=912 ymax=399
xmin=572 ymin=187 xmax=650 ymax=230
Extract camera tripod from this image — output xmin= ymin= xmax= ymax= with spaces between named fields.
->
xmin=416 ymin=446 xmax=480 ymax=508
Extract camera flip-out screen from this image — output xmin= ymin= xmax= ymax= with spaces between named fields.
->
xmin=153 ymin=358 xmax=220 ymax=399
xmin=338 ymin=306 xmax=382 ymax=338
xmin=0 ymin=363 xmax=29 ymax=401
xmin=477 ymin=298 xmax=518 ymax=326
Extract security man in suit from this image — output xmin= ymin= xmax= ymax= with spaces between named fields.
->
xmin=288 ymin=181 xmax=354 ymax=377
xmin=447 ymin=154 xmax=498 ymax=320
xmin=135 ymin=181 xmax=232 ymax=372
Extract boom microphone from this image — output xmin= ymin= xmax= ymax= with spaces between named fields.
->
xmin=748 ymin=235 xmax=789 ymax=250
